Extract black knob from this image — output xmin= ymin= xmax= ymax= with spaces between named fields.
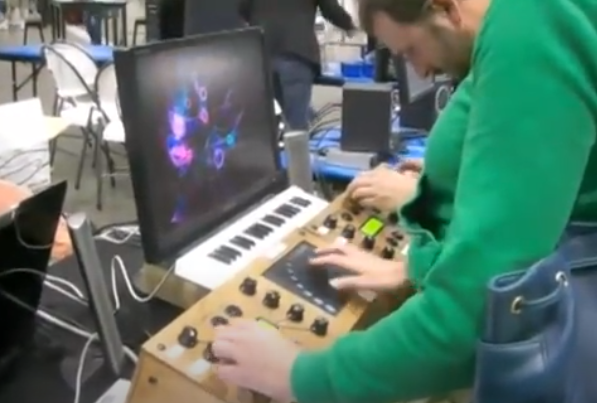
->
xmin=225 ymin=304 xmax=243 ymax=317
xmin=322 ymin=215 xmax=337 ymax=229
xmin=203 ymin=342 xmax=218 ymax=362
xmin=211 ymin=315 xmax=229 ymax=326
xmin=310 ymin=317 xmax=329 ymax=337
xmin=386 ymin=237 xmax=398 ymax=247
xmin=381 ymin=246 xmax=395 ymax=260
xmin=177 ymin=325 xmax=199 ymax=348
xmin=286 ymin=303 xmax=304 ymax=322
xmin=391 ymin=230 xmax=404 ymax=240
xmin=349 ymin=204 xmax=362 ymax=215
xmin=341 ymin=212 xmax=353 ymax=222
xmin=341 ymin=224 xmax=356 ymax=239
xmin=387 ymin=212 xmax=399 ymax=224
xmin=263 ymin=290 xmax=280 ymax=308
xmin=239 ymin=277 xmax=257 ymax=295
xmin=362 ymin=236 xmax=375 ymax=250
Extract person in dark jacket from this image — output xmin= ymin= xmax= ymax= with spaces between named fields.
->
xmin=239 ymin=0 xmax=357 ymax=130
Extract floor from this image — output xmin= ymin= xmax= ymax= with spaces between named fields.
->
xmin=0 ymin=26 xmax=352 ymax=228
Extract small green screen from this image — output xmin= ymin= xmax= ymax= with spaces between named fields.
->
xmin=256 ymin=317 xmax=278 ymax=330
xmin=360 ymin=217 xmax=385 ymax=237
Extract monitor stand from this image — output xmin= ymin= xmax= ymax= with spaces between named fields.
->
xmin=60 ymin=348 xmax=131 ymax=403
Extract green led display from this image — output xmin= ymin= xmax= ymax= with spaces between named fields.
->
xmin=360 ymin=217 xmax=385 ymax=237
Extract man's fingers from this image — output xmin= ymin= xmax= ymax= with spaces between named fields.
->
xmin=330 ymin=274 xmax=389 ymax=291
xmin=211 ymin=339 xmax=241 ymax=362
xmin=351 ymin=186 xmax=378 ymax=202
xmin=309 ymin=251 xmax=365 ymax=274
xmin=357 ymin=196 xmax=377 ymax=208
xmin=346 ymin=172 xmax=375 ymax=196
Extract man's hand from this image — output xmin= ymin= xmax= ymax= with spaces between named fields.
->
xmin=212 ymin=320 xmax=299 ymax=402
xmin=346 ymin=165 xmax=417 ymax=211
xmin=310 ymin=242 xmax=406 ymax=291
xmin=397 ymin=158 xmax=423 ymax=176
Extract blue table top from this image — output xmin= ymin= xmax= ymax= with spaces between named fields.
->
xmin=282 ymin=119 xmax=427 ymax=181
xmin=0 ymin=44 xmax=370 ymax=85
xmin=0 ymin=44 xmax=114 ymax=63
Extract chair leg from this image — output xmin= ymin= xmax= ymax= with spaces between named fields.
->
xmin=101 ymin=142 xmax=116 ymax=187
xmin=133 ymin=23 xmax=138 ymax=46
xmin=74 ymin=129 xmax=90 ymax=190
xmin=95 ymin=137 xmax=103 ymax=210
xmin=39 ymin=26 xmax=45 ymax=43
xmin=49 ymin=137 xmax=58 ymax=165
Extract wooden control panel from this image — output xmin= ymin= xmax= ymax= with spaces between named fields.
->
xmin=127 ymin=193 xmax=415 ymax=403
xmin=126 ymin=231 xmax=382 ymax=403
xmin=304 ymin=192 xmax=408 ymax=259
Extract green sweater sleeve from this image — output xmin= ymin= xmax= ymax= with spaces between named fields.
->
xmin=290 ymin=3 xmax=597 ymax=403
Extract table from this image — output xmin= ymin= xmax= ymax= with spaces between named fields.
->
xmin=0 ymin=44 xmax=114 ymax=100
xmin=46 ymin=116 xmax=71 ymax=139
xmin=286 ymin=119 xmax=426 ymax=182
xmin=50 ymin=0 xmax=129 ymax=46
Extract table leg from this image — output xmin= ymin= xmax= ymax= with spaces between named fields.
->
xmin=103 ymin=17 xmax=110 ymax=44
xmin=111 ymin=12 xmax=118 ymax=46
xmin=121 ymin=7 xmax=128 ymax=47
xmin=31 ymin=64 xmax=38 ymax=97
xmin=11 ymin=62 xmax=18 ymax=101
xmin=51 ymin=5 xmax=57 ymax=41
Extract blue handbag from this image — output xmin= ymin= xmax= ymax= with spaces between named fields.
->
xmin=474 ymin=222 xmax=597 ymax=403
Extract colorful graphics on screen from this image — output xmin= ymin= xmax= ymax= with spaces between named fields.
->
xmin=164 ymin=77 xmax=244 ymax=223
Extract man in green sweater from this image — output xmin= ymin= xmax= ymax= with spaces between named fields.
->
xmin=211 ymin=0 xmax=597 ymax=401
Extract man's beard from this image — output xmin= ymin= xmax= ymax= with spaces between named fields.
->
xmin=433 ymin=28 xmax=474 ymax=79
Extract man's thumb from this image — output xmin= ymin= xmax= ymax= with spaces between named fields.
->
xmin=330 ymin=275 xmax=378 ymax=290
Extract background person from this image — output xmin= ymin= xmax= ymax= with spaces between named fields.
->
xmin=239 ymin=0 xmax=357 ymax=130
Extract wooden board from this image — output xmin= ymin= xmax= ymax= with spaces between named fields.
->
xmin=127 ymin=231 xmax=379 ymax=403
xmin=304 ymin=192 xmax=408 ymax=259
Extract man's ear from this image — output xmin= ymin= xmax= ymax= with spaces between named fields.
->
xmin=428 ymin=0 xmax=462 ymax=26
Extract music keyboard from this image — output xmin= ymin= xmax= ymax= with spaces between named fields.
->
xmin=175 ymin=187 xmax=328 ymax=289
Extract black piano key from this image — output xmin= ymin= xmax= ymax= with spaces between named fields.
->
xmin=290 ymin=196 xmax=311 ymax=207
xmin=236 ymin=236 xmax=256 ymax=247
xmin=230 ymin=237 xmax=251 ymax=250
xmin=262 ymin=215 xmax=285 ymax=227
xmin=219 ymin=245 xmax=242 ymax=259
xmin=208 ymin=250 xmax=233 ymax=264
xmin=254 ymin=223 xmax=273 ymax=234
xmin=245 ymin=225 xmax=267 ymax=239
xmin=275 ymin=205 xmax=297 ymax=218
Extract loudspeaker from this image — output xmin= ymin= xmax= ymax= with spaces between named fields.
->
xmin=283 ymin=131 xmax=313 ymax=194
xmin=341 ymin=83 xmax=393 ymax=153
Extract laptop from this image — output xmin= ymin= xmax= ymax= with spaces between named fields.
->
xmin=0 ymin=181 xmax=67 ymax=379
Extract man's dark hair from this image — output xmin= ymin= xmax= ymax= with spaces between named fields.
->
xmin=358 ymin=0 xmax=433 ymax=33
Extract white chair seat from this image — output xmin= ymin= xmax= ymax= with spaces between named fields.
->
xmin=103 ymin=119 xmax=125 ymax=143
xmin=59 ymin=101 xmax=102 ymax=128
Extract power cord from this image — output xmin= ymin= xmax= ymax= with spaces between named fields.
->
xmin=0 ymin=269 xmax=140 ymax=403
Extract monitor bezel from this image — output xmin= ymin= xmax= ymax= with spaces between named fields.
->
xmin=115 ymin=27 xmax=287 ymax=265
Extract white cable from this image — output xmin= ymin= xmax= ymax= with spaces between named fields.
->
xmin=0 ymin=268 xmax=87 ymax=306
xmin=73 ymin=333 xmax=97 ymax=403
xmin=110 ymin=254 xmax=174 ymax=311
xmin=0 ymin=288 xmax=138 ymax=403
xmin=96 ymin=226 xmax=140 ymax=245
xmin=46 ymin=274 xmax=86 ymax=299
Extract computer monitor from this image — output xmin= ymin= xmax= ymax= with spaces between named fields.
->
xmin=114 ymin=28 xmax=285 ymax=265
xmin=0 ymin=181 xmax=67 ymax=377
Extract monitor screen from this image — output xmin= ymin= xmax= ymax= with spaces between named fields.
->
xmin=115 ymin=28 xmax=284 ymax=264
